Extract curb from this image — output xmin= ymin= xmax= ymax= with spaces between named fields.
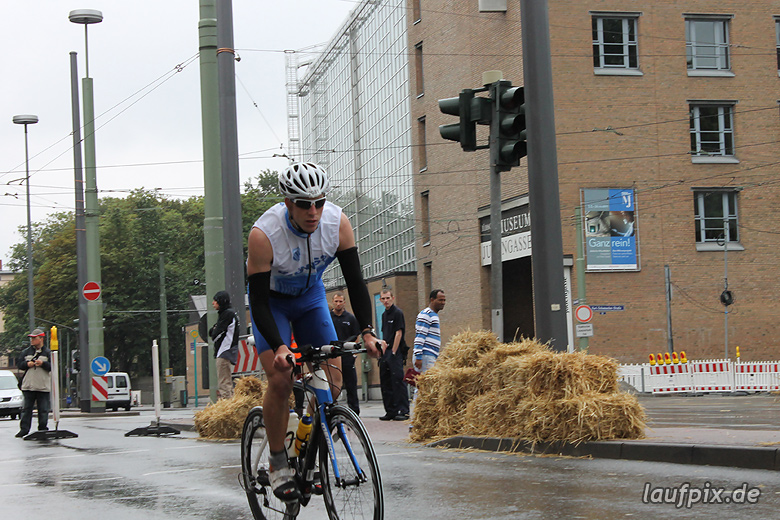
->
xmin=428 ymin=436 xmax=780 ymax=471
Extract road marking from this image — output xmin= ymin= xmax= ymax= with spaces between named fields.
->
xmin=97 ymin=449 xmax=150 ymax=456
xmin=221 ymin=464 xmax=241 ymax=469
xmin=142 ymin=468 xmax=200 ymax=476
xmin=61 ymin=477 xmax=125 ymax=484
xmin=164 ymin=445 xmax=203 ymax=450
xmin=376 ymin=450 xmax=425 ymax=457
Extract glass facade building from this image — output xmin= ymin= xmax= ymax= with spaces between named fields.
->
xmin=291 ymin=0 xmax=415 ymax=288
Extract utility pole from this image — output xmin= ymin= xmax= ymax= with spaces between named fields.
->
xmin=216 ymin=0 xmax=244 ymax=404
xmin=665 ymin=265 xmax=674 ymax=354
xmin=69 ymin=51 xmax=90 ymax=411
xmin=520 ymin=0 xmax=568 ymax=351
xmin=200 ymin=0 xmax=226 ymax=401
xmin=159 ymin=253 xmax=171 ymax=407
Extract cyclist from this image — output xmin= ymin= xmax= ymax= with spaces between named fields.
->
xmin=246 ymin=162 xmax=384 ymax=502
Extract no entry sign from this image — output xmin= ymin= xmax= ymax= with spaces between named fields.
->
xmin=82 ymin=281 xmax=101 ymax=301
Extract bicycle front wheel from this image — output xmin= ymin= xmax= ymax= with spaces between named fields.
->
xmin=241 ymin=406 xmax=299 ymax=520
xmin=319 ymin=405 xmax=383 ymax=520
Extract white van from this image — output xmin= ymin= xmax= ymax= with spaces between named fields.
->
xmin=105 ymin=372 xmax=132 ymax=411
xmin=0 ymin=370 xmax=23 ymax=419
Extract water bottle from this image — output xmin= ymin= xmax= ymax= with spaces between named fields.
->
xmin=294 ymin=414 xmax=313 ymax=456
xmin=285 ymin=410 xmax=300 ymax=458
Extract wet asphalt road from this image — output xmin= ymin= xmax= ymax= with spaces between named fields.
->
xmin=1 ymin=395 xmax=780 ymax=519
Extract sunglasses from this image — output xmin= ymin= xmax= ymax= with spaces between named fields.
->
xmin=292 ymin=197 xmax=326 ymax=210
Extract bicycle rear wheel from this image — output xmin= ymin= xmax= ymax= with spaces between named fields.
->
xmin=241 ymin=407 xmax=300 ymax=520
xmin=319 ymin=405 xmax=383 ymax=520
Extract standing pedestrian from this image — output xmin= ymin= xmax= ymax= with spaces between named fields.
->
xmin=15 ymin=329 xmax=51 ymax=438
xmin=330 ymin=291 xmax=361 ymax=415
xmin=209 ymin=290 xmax=239 ymax=400
xmin=379 ymin=289 xmax=410 ymax=421
xmin=413 ymin=289 xmax=446 ymax=375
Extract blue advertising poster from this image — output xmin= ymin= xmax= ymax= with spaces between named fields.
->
xmin=582 ymin=188 xmax=638 ymax=271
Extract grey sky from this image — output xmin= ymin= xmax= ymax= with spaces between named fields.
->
xmin=0 ymin=0 xmax=355 ymax=266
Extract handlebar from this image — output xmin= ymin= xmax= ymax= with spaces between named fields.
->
xmin=288 ymin=341 xmax=368 ymax=364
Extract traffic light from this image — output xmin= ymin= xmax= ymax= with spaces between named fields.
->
xmin=439 ymin=89 xmax=477 ymax=151
xmin=72 ymin=349 xmax=80 ymax=373
xmin=495 ymin=81 xmax=527 ymax=170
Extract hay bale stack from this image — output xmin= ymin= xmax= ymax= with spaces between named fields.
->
xmin=410 ymin=330 xmax=646 ymax=444
xmin=193 ymin=376 xmax=266 ymax=439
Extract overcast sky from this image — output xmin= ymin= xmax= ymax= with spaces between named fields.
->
xmin=0 ymin=0 xmax=356 ymax=267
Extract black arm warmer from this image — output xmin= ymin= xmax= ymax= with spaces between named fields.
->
xmin=335 ymin=246 xmax=373 ymax=331
xmin=247 ymin=271 xmax=285 ymax=352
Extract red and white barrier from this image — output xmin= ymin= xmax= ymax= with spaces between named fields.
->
xmin=649 ymin=363 xmax=693 ymax=394
xmin=734 ymin=362 xmax=780 ymax=392
xmin=621 ymin=358 xmax=780 ymax=394
xmin=92 ymin=376 xmax=108 ymax=401
xmin=234 ymin=338 xmax=260 ymax=374
xmin=690 ymin=359 xmax=733 ymax=393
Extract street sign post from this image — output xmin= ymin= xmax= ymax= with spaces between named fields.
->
xmin=576 ymin=323 xmax=594 ymax=337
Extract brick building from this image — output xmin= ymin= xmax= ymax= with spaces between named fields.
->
xmin=410 ymin=0 xmax=780 ymax=362
xmin=294 ymin=0 xmax=780 ymax=364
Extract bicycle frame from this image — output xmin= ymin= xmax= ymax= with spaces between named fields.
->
xmin=299 ymin=360 xmax=366 ymax=487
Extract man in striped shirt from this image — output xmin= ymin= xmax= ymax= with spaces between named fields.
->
xmin=413 ymin=289 xmax=446 ymax=374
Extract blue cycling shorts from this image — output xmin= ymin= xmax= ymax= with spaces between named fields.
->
xmin=250 ymin=282 xmax=338 ymax=355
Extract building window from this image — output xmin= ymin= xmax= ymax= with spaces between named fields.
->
xmin=421 ymin=190 xmax=430 ymax=246
xmin=592 ymin=15 xmax=639 ymax=70
xmin=686 ymin=17 xmax=731 ymax=72
xmin=413 ymin=0 xmax=421 ymax=23
xmin=689 ymin=104 xmax=735 ymax=159
xmin=417 ymin=116 xmax=427 ymax=171
xmin=423 ymin=262 xmax=432 ymax=297
xmin=776 ymin=18 xmax=780 ymax=72
xmin=693 ymin=190 xmax=740 ymax=245
xmin=415 ymin=42 xmax=424 ymax=97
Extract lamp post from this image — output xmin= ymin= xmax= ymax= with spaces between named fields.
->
xmin=12 ymin=114 xmax=39 ymax=333
xmin=69 ymin=8 xmax=105 ymax=413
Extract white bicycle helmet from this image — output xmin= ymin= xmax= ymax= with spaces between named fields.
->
xmin=278 ymin=162 xmax=330 ymax=199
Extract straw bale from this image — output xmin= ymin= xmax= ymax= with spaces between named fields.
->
xmin=521 ymin=350 xmax=618 ymax=400
xmin=515 ymin=392 xmax=647 ymax=444
xmin=437 ymin=329 xmax=500 ymax=368
xmin=193 ymin=376 xmax=265 ymax=439
xmin=410 ymin=331 xmax=646 ymax=444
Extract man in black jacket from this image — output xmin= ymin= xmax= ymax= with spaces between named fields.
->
xmin=209 ymin=291 xmax=239 ymax=400
xmin=15 ymin=329 xmax=51 ymax=437
xmin=330 ymin=291 xmax=361 ymax=414
xmin=379 ymin=289 xmax=409 ymax=421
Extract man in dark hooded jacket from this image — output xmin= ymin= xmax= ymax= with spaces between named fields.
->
xmin=209 ymin=291 xmax=239 ymax=399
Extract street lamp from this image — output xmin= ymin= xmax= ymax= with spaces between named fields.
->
xmin=70 ymin=8 xmax=105 ymax=413
xmin=12 ymin=114 xmax=39 ymax=333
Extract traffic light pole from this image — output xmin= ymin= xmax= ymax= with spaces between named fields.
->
xmin=520 ymin=0 xmax=569 ymax=351
xmin=488 ymin=81 xmax=504 ymax=342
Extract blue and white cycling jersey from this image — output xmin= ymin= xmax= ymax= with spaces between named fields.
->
xmin=252 ymin=201 xmax=341 ymax=296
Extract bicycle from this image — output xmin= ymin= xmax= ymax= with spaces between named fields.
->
xmin=241 ymin=340 xmax=384 ymax=520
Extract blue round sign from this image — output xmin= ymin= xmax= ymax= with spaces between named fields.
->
xmin=91 ymin=356 xmax=111 ymax=376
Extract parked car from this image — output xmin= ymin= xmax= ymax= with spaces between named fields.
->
xmin=0 ymin=370 xmax=23 ymax=420
xmin=105 ymin=372 xmax=132 ymax=411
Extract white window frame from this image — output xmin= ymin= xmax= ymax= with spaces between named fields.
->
xmin=685 ymin=16 xmax=733 ymax=76
xmin=592 ymin=13 xmax=641 ymax=75
xmin=693 ymin=189 xmax=743 ymax=251
xmin=689 ymin=103 xmax=738 ymax=163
